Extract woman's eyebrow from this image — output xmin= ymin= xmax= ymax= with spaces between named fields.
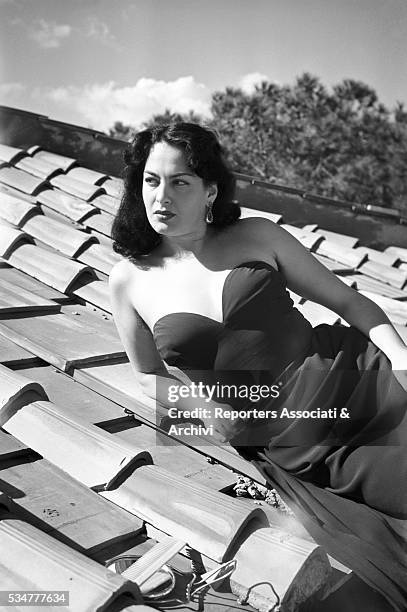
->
xmin=143 ymin=170 xmax=194 ymax=178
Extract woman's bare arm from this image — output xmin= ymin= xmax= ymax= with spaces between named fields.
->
xmin=109 ymin=261 xmax=235 ymax=437
xmin=245 ymin=218 xmax=407 ymax=365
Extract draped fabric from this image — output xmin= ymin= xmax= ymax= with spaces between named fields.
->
xmin=153 ymin=261 xmax=407 ymax=610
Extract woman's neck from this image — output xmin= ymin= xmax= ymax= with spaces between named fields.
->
xmin=160 ymin=228 xmax=212 ymax=259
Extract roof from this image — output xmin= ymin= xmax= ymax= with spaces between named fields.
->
xmin=0 ymin=106 xmax=406 ymax=611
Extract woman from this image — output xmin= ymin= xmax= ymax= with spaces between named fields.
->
xmin=109 ymin=122 xmax=407 ymax=610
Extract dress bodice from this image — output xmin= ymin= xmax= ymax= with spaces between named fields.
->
xmin=153 ymin=261 xmax=313 ymax=375
xmin=151 ymin=264 xmax=407 ymax=612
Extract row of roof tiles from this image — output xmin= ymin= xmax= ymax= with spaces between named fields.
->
xmin=0 ymin=138 xmax=405 ymax=611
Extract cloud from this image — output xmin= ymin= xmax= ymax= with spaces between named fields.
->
xmin=0 ymin=82 xmax=26 ymax=97
xmin=84 ymin=17 xmax=118 ymax=48
xmin=0 ymin=82 xmax=27 ymax=109
xmin=41 ymin=76 xmax=212 ymax=130
xmin=238 ymin=72 xmax=271 ymax=94
xmin=0 ymin=77 xmax=212 ymax=131
xmin=28 ymin=19 xmax=71 ymax=49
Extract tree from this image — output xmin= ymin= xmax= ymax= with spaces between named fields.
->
xmin=107 ymin=76 xmax=407 ymax=213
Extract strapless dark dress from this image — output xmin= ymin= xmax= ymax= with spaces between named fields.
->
xmin=154 ymin=261 xmax=407 ymax=610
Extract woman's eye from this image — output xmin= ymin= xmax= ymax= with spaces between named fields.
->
xmin=144 ymin=177 xmax=158 ymax=186
xmin=174 ymin=179 xmax=188 ymax=186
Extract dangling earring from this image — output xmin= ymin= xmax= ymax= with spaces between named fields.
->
xmin=206 ymin=202 xmax=214 ymax=224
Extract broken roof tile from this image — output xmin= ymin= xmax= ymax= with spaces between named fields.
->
xmin=50 ymin=174 xmax=105 ymax=201
xmin=37 ymin=188 xmax=96 ymax=223
xmin=30 ymin=148 xmax=77 ymax=171
xmin=0 ymin=143 xmax=26 ymax=164
xmin=231 ymin=525 xmax=330 ymax=612
xmin=0 ymin=514 xmax=142 ymax=607
xmin=0 ymin=278 xmax=60 ymax=315
xmin=21 ymin=213 xmax=95 ymax=258
xmin=4 ymin=400 xmax=152 ymax=490
xmin=101 ymin=464 xmax=266 ymax=562
xmin=0 ymin=166 xmax=48 ymax=196
xmin=6 ymin=243 xmax=96 ymax=293
xmin=0 ymin=311 xmax=126 ymax=372
xmin=0 ymin=191 xmax=38 ymax=226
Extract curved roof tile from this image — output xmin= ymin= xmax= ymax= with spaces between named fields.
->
xmin=67 ymin=166 xmax=108 ymax=185
xmin=101 ymin=463 xmax=267 ymax=562
xmin=0 ymin=515 xmax=142 ymax=608
xmin=77 ymin=243 xmax=121 ymax=275
xmin=0 ymin=166 xmax=49 ymax=196
xmin=21 ymin=214 xmax=95 ymax=258
xmin=72 ymin=279 xmax=111 ymax=313
xmin=91 ymin=193 xmax=120 ymax=215
xmin=102 ymin=177 xmax=123 ymax=198
xmin=15 ymin=156 xmax=63 ymax=180
xmin=85 ymin=211 xmax=113 ymax=237
xmin=50 ymin=175 xmax=105 ymax=201
xmin=0 ymin=143 xmax=26 ymax=164
xmin=31 ymin=149 xmax=77 ymax=171
xmin=37 ymin=188 xmax=97 ymax=223
xmin=0 ymin=224 xmax=32 ymax=258
xmin=0 ymin=364 xmax=47 ymax=426
xmin=4 ymin=400 xmax=152 ymax=490
xmin=7 ymin=243 xmax=96 ymax=293
xmin=0 ymin=192 xmax=38 ymax=226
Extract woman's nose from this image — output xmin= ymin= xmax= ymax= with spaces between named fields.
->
xmin=156 ymin=182 xmax=171 ymax=204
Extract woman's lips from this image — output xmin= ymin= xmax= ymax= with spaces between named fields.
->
xmin=154 ymin=211 xmax=175 ymax=219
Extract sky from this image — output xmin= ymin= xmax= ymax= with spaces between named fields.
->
xmin=1 ymin=0 xmax=406 ymax=132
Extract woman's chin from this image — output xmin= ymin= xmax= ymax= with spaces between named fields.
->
xmin=150 ymin=220 xmax=178 ymax=235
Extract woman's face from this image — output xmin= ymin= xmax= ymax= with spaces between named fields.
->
xmin=142 ymin=141 xmax=217 ymax=237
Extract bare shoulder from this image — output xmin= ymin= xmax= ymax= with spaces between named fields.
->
xmin=110 ymin=258 xmax=132 ymax=284
xmin=224 ymin=217 xmax=283 ymax=253
xmin=109 ymin=258 xmax=143 ymax=294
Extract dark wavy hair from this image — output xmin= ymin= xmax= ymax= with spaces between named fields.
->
xmin=111 ymin=122 xmax=240 ymax=258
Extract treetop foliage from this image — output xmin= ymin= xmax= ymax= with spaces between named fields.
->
xmin=108 ymin=73 xmax=407 ymax=213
